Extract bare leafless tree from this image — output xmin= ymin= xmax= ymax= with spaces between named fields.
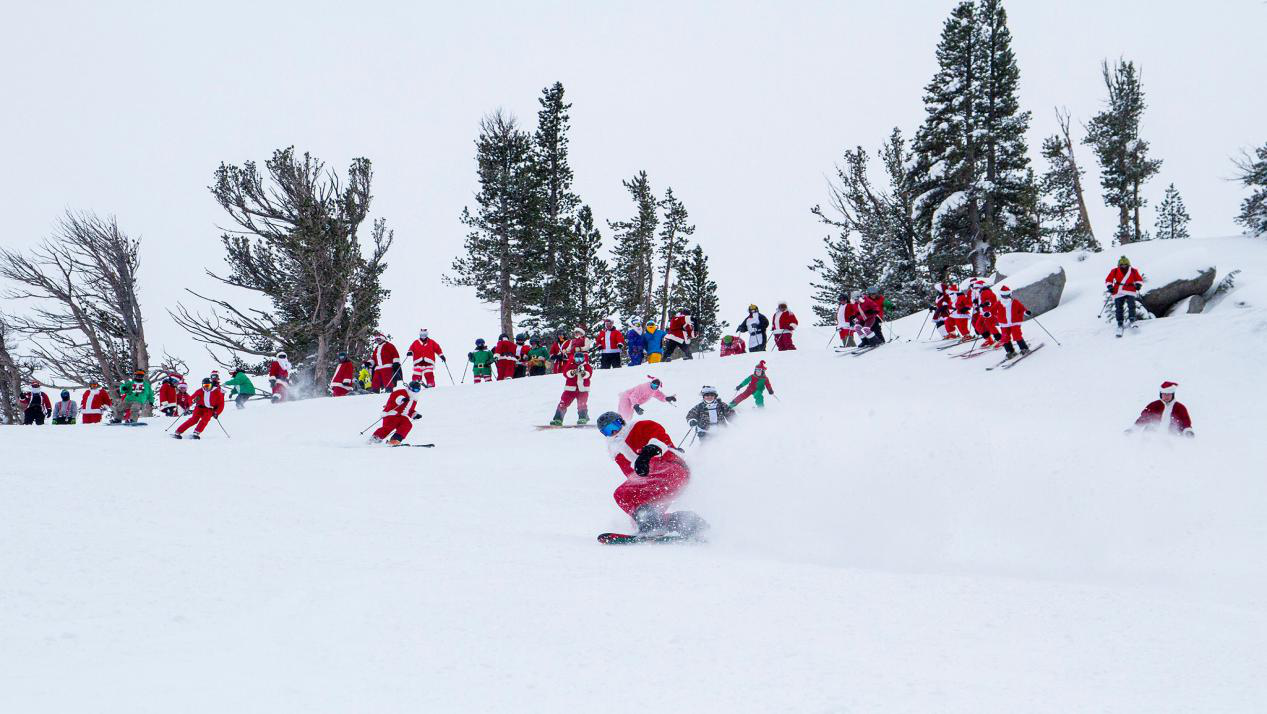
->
xmin=0 ymin=312 xmax=37 ymax=423
xmin=0 ymin=211 xmax=150 ymax=404
xmin=171 ymin=147 xmax=393 ymax=394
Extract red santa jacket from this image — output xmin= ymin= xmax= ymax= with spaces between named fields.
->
xmin=190 ymin=387 xmax=225 ymax=416
xmin=1105 ymin=266 xmax=1144 ymax=297
xmin=80 ymin=387 xmax=112 ymax=414
xmin=859 ymin=296 xmax=883 ymax=321
xmin=971 ymin=286 xmax=998 ymax=311
xmin=607 ymin=419 xmax=682 ymax=478
xmin=951 ymin=293 xmax=972 ymax=319
xmin=268 ymin=359 xmax=290 ymax=384
xmin=157 ymin=381 xmax=177 ymax=409
xmin=407 ymin=338 xmax=444 ymax=366
xmin=597 ymin=328 xmax=625 ymax=352
xmin=381 ymin=387 xmax=418 ymax=417
xmin=492 ymin=339 xmax=517 ymax=362
xmin=21 ymin=390 xmax=53 ymax=412
xmin=330 ymin=360 xmax=356 ymax=389
xmin=566 ymin=335 xmax=591 ymax=354
xmin=517 ymin=342 xmax=532 ymax=365
xmin=772 ymin=310 xmax=798 ymax=333
xmin=667 ymin=314 xmax=695 ymax=342
xmin=176 ymin=390 xmax=191 ymax=411
xmin=563 ymin=356 xmax=594 ymax=392
xmin=372 ymin=341 xmax=400 ymax=370
xmin=994 ymin=296 xmax=1028 ymax=328
xmin=1134 ymin=400 xmax=1193 ymax=435
xmin=720 ymin=339 xmax=746 ymax=357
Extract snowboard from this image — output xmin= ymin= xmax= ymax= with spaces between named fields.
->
xmin=389 ymin=443 xmax=436 ymax=448
xmin=108 ymin=421 xmax=149 ymax=426
xmin=986 ymin=342 xmax=1046 ymax=370
xmin=535 ymin=424 xmax=595 ymax=430
xmin=597 ymin=532 xmax=703 ymax=545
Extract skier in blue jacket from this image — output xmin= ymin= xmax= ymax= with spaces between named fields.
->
xmin=625 ymin=325 xmax=647 ymax=366
xmin=643 ymin=322 xmax=667 ymax=363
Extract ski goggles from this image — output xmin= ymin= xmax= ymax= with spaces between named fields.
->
xmin=599 ymin=419 xmax=624 ymax=437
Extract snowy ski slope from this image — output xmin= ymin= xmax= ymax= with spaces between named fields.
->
xmin=3 ymin=237 xmax=1266 ymax=712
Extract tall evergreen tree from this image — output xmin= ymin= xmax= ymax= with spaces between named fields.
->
xmin=806 ymin=231 xmax=866 ymax=326
xmin=607 ymin=171 xmax=659 ymax=324
xmin=1037 ymin=109 xmax=1099 ymax=252
xmin=1153 ymin=183 xmax=1191 ymax=240
xmin=909 ymin=0 xmax=1036 ymax=277
xmin=1084 ymin=59 xmax=1163 ymax=245
xmin=446 ymin=110 xmax=541 ymax=336
xmin=1233 ymin=143 xmax=1267 ymax=237
xmin=655 ymin=187 xmax=695 ymax=325
xmin=528 ymin=81 xmax=582 ymax=331
xmin=571 ymin=205 xmax=616 ymax=331
xmin=669 ymin=244 xmax=724 ymax=351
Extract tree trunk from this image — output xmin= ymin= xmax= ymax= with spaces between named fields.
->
xmin=1057 ymin=109 xmax=1096 ymax=242
xmin=1132 ymin=180 xmax=1142 ymax=242
xmin=1118 ymin=205 xmax=1131 ymax=244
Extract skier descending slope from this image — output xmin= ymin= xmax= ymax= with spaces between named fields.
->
xmin=172 ymin=377 xmax=224 ymax=440
xmin=731 ymin=360 xmax=774 ymax=408
xmin=370 ymin=334 xmax=402 ymax=392
xmin=1106 ymin=255 xmax=1145 ymax=337
xmin=617 ymin=377 xmax=677 ymax=419
xmin=994 ymin=286 xmax=1033 ymax=359
xmin=1129 ymin=381 xmax=1195 ymax=437
xmin=550 ymin=351 xmax=593 ymax=426
xmin=329 ymin=352 xmax=357 ymax=396
xmin=685 ymin=386 xmax=736 ymax=441
xmin=268 ymin=351 xmax=290 ymax=402
xmin=595 ymin=411 xmax=708 ymax=542
xmin=368 ymin=380 xmax=423 ymax=446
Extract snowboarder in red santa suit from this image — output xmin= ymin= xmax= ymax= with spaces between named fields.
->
xmin=369 ymin=379 xmax=422 ymax=445
xmin=173 ymin=377 xmax=224 ymax=439
xmin=550 ymin=351 xmax=593 ymax=425
xmin=406 ymin=329 xmax=446 ymax=388
xmin=329 ymin=351 xmax=357 ymax=396
xmin=595 ymin=411 xmax=708 ymax=537
xmin=993 ymin=285 xmax=1032 ymax=358
xmin=267 ymin=351 xmax=291 ymax=402
xmin=80 ymin=380 xmax=113 ymax=424
xmin=493 ymin=333 xmax=518 ymax=381
xmin=1130 ymin=381 xmax=1195 ymax=437
xmin=369 ymin=334 xmax=402 ymax=392
xmin=771 ymin=302 xmax=799 ymax=350
xmin=662 ymin=309 xmax=695 ymax=361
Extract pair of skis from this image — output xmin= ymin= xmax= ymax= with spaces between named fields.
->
xmin=985 ymin=342 xmax=1045 ymax=370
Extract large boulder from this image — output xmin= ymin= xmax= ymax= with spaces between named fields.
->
xmin=1166 ymin=295 xmax=1205 ymax=316
xmin=1139 ymin=252 xmax=1216 ymax=317
xmin=992 ymin=260 xmax=1065 ymax=316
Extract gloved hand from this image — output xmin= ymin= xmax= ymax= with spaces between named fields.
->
xmin=633 ymin=444 xmax=661 ymax=476
xmin=467 ymin=352 xmax=473 ymax=360
xmin=440 ymin=355 xmax=447 ymax=362
xmin=1132 ymin=282 xmax=1142 ymax=291
xmin=665 ymin=395 xmax=677 ymax=403
xmin=1024 ymin=310 xmax=1032 ymax=317
xmin=633 ymin=404 xmax=645 ymax=415
xmin=688 ymin=419 xmax=698 ymax=427
xmin=411 ymin=413 xmax=421 ymax=421
xmin=1106 ymin=284 xmax=1114 ymax=294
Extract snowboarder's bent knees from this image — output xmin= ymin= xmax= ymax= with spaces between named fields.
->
xmin=597 ymin=411 xmax=704 ymax=537
xmin=370 ymin=379 xmax=422 ymax=446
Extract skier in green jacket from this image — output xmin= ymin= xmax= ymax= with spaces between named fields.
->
xmin=528 ymin=342 xmax=551 ymax=377
xmin=118 ymin=369 xmax=154 ymax=423
xmin=225 ymin=369 xmax=257 ymax=409
xmin=730 ymin=360 xmax=774 ymax=408
xmin=468 ymin=339 xmax=496 ymax=383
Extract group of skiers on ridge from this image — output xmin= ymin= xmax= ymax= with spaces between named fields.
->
xmin=926 ymin=279 xmax=1033 ymax=359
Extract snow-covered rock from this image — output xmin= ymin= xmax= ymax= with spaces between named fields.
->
xmin=993 ymin=260 xmax=1066 ymax=316
xmin=1166 ymin=294 xmax=1205 ymax=316
xmin=1138 ymin=250 xmax=1216 ymax=316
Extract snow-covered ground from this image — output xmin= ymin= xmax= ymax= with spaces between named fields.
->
xmin=3 ymin=237 xmax=1266 ymax=713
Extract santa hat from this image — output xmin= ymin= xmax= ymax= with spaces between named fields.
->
xmin=755 ymin=360 xmax=767 ymax=371
xmin=1159 ymin=381 xmax=1179 ymax=394
xmin=998 ymin=285 xmax=1012 ymax=296
xmin=574 ymin=326 xmax=586 ymax=335
xmin=177 ymin=381 xmax=188 ymax=390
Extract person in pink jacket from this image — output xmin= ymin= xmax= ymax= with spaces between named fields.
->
xmin=617 ymin=377 xmax=678 ymax=419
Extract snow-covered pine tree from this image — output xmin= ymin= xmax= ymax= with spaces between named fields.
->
xmin=813 ymin=129 xmax=928 ymax=317
xmin=669 ymin=244 xmax=725 ymax=351
xmin=909 ymin=0 xmax=1036 ymax=277
xmin=1233 ymin=143 xmax=1267 ymax=237
xmin=608 ymin=171 xmax=659 ymax=325
xmin=1153 ymin=183 xmax=1191 ymax=240
xmin=571 ymin=205 xmax=616 ymax=332
xmin=807 ymin=229 xmax=866 ymax=326
xmin=1084 ymin=59 xmax=1163 ymax=245
xmin=447 ymin=111 xmax=542 ymax=337
xmin=655 ymin=187 xmax=695 ymax=326
xmin=1038 ymin=109 xmax=1099 ymax=252
xmin=528 ymin=82 xmax=582 ymax=332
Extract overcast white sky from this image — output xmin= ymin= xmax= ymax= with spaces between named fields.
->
xmin=2 ymin=1 xmax=1263 ymax=370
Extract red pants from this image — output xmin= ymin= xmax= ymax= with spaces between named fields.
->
xmin=371 ymin=366 xmax=397 ymax=391
xmin=999 ymin=325 xmax=1024 ymax=345
xmin=949 ymin=317 xmax=970 ymax=337
xmin=373 ymin=414 xmax=413 ymax=441
xmin=495 ymin=359 xmax=516 ymax=381
xmin=614 ymin=456 xmax=690 ymax=516
xmin=272 ymin=381 xmax=288 ymax=401
xmin=412 ymin=367 xmax=436 ymax=387
xmin=473 ymin=374 xmax=491 ymax=384
xmin=82 ymin=413 xmax=103 ymax=424
xmin=557 ymin=391 xmax=588 ymax=414
xmin=773 ymin=333 xmax=795 ymax=351
xmin=176 ymin=407 xmax=215 ymax=435
xmin=331 ymin=385 xmax=352 ymax=397
xmin=973 ymin=315 xmax=999 ymax=337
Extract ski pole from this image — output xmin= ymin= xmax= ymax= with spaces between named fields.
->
xmin=443 ymin=360 xmax=455 ymax=385
xmin=359 ymin=416 xmax=381 ymax=435
xmin=1097 ymin=295 xmax=1111 ymax=318
xmin=678 ymin=425 xmax=693 ymax=446
xmin=825 ymin=330 xmax=837 ymax=350
xmin=1028 ymin=315 xmax=1062 ymax=347
xmin=164 ymin=415 xmax=182 ymax=432
xmin=914 ymin=310 xmax=930 ymax=341
xmin=213 ymin=416 xmax=230 ymax=439
xmin=460 ymin=360 xmax=469 ymax=384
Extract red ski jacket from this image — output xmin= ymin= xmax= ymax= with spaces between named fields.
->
xmin=1135 ymin=400 xmax=1193 ymax=435
xmin=608 ymin=419 xmax=681 ymax=478
xmin=1106 ymin=266 xmax=1144 ymax=297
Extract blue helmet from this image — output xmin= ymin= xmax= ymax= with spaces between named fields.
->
xmin=596 ymin=411 xmax=625 ymax=437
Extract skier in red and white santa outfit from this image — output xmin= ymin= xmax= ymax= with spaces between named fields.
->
xmin=79 ymin=380 xmax=112 ymax=424
xmin=617 ymin=376 xmax=677 ymax=419
xmin=268 ymin=351 xmax=291 ymax=402
xmin=369 ymin=379 xmax=423 ymax=445
xmin=369 ymin=333 xmax=402 ymax=392
xmin=948 ymin=285 xmax=973 ymax=340
xmin=662 ymin=309 xmax=695 ymax=361
xmin=173 ymin=377 xmax=224 ymax=439
xmin=549 ymin=350 xmax=594 ymax=425
xmin=566 ymin=326 xmax=591 ymax=356
xmin=968 ymin=279 xmax=1003 ymax=348
xmin=406 ymin=329 xmax=446 ymax=388
xmin=771 ymin=301 xmax=799 ymax=351
xmin=594 ymin=411 xmax=708 ymax=537
xmin=329 ymin=351 xmax=357 ymax=396
xmin=596 ymin=319 xmax=625 ymax=369
xmin=993 ymin=285 xmax=1033 ymax=359
xmin=157 ymin=376 xmax=179 ymax=415
xmin=835 ymin=293 xmax=861 ymax=348
xmin=175 ymin=381 xmax=192 ymax=414
xmin=930 ymin=284 xmax=955 ymax=339
xmin=1105 ymin=255 xmax=1145 ymax=337
xmin=20 ymin=381 xmax=53 ymax=425
xmin=493 ymin=333 xmax=518 ymax=381
xmin=1130 ymin=381 xmax=1195 ymax=437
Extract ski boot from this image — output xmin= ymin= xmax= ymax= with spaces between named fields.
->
xmin=190 ymin=433 xmax=201 ymax=440
xmin=388 ymin=437 xmax=403 ymax=446
xmin=171 ymin=433 xmax=183 ymax=440
xmin=1003 ymin=343 xmax=1018 ymax=360
xmin=1115 ymin=324 xmax=1125 ymax=337
xmin=367 ymin=436 xmax=384 ymax=445
xmin=1018 ymin=340 xmax=1031 ymax=355
xmin=665 ymin=511 xmax=710 ymax=539
xmin=632 ymin=505 xmax=668 ymax=536
xmin=576 ymin=411 xmax=589 ymax=426
xmin=549 ymin=408 xmax=564 ymax=427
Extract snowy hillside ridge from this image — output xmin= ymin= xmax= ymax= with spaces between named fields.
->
xmin=4 ymin=236 xmax=1267 ymax=712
